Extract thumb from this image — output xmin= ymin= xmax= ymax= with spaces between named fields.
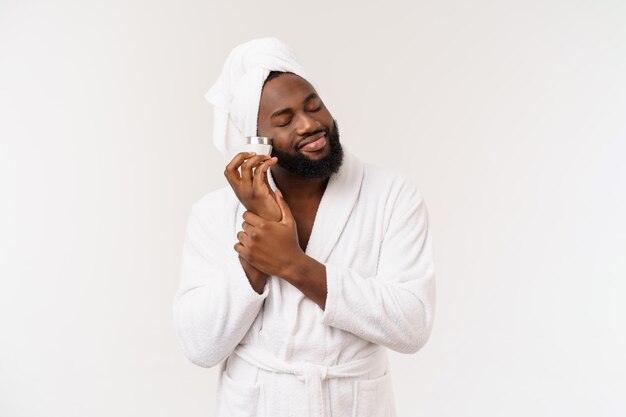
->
xmin=275 ymin=189 xmax=293 ymax=224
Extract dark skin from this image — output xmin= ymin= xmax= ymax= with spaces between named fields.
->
xmin=223 ymin=152 xmax=280 ymax=292
xmin=227 ymin=73 xmax=331 ymax=309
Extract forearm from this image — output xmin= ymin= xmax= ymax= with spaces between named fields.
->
xmin=281 ymin=253 xmax=328 ymax=310
xmin=173 ymin=260 xmax=269 ymax=368
xmin=239 ymin=255 xmax=269 ymax=294
xmin=319 ymin=263 xmax=435 ymax=354
xmin=237 ymin=205 xmax=281 ymax=291
xmin=174 ymin=208 xmax=270 ymax=368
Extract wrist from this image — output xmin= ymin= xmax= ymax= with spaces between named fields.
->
xmin=239 ymin=255 xmax=268 ymax=283
xmin=282 ymin=252 xmax=313 ymax=283
xmin=249 ymin=275 xmax=268 ymax=294
xmin=246 ymin=205 xmax=282 ymax=222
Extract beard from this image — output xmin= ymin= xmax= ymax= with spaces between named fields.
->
xmin=270 ymin=119 xmax=344 ymax=180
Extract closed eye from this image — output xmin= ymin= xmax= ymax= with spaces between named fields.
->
xmin=277 ymin=105 xmax=322 ymax=127
xmin=310 ymin=101 xmax=324 ymax=112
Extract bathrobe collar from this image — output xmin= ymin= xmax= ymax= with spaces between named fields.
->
xmin=235 ymin=147 xmax=364 ymax=265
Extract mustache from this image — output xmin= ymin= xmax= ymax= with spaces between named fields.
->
xmin=299 ymin=119 xmax=338 ymax=143
xmin=299 ymin=128 xmax=326 ymax=141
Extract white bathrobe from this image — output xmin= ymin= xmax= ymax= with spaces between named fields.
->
xmin=173 ymin=147 xmax=436 ymax=417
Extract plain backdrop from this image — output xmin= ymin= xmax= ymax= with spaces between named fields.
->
xmin=1 ymin=0 xmax=625 ymax=416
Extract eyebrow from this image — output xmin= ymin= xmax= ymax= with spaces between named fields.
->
xmin=270 ymin=92 xmax=319 ymax=119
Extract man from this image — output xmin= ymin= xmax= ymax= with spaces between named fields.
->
xmin=173 ymin=38 xmax=436 ymax=417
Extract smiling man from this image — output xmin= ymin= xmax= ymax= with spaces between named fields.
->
xmin=259 ymin=70 xmax=344 ymax=181
xmin=173 ymin=38 xmax=437 ymax=417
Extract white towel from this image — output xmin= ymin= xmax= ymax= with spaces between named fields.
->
xmin=205 ymin=37 xmax=320 ymax=163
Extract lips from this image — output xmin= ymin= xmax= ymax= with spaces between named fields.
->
xmin=298 ymin=131 xmax=326 ymax=149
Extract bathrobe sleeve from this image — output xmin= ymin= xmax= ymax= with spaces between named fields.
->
xmin=172 ymin=202 xmax=270 ymax=368
xmin=320 ymin=177 xmax=436 ymax=354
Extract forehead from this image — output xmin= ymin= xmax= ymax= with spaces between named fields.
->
xmin=259 ymin=73 xmax=317 ymax=113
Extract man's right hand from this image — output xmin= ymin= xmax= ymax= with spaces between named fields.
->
xmin=224 ymin=151 xmax=281 ymax=291
xmin=224 ymin=152 xmax=282 ymax=222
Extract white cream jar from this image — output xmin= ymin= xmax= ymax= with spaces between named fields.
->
xmin=243 ymin=136 xmax=273 ymax=156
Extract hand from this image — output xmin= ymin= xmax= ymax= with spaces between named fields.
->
xmin=234 ymin=190 xmax=304 ymax=278
xmin=225 ymin=151 xmax=281 ymax=287
xmin=224 ymin=152 xmax=281 ymax=222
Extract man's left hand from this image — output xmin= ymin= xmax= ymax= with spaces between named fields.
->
xmin=234 ymin=190 xmax=304 ymax=278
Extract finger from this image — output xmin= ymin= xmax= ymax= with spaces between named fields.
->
xmin=224 ymin=152 xmax=257 ymax=184
xmin=242 ymin=210 xmax=265 ymax=227
xmin=275 ymin=189 xmax=294 ymax=224
xmin=236 ymin=230 xmax=250 ymax=246
xmin=253 ymin=157 xmax=278 ymax=190
xmin=263 ymin=165 xmax=275 ymax=192
xmin=241 ymin=220 xmax=253 ymax=235
xmin=241 ymin=155 xmax=270 ymax=185
xmin=234 ymin=242 xmax=247 ymax=257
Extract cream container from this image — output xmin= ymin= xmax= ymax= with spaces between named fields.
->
xmin=243 ymin=136 xmax=273 ymax=156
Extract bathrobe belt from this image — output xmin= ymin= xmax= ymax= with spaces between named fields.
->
xmin=233 ymin=343 xmax=388 ymax=417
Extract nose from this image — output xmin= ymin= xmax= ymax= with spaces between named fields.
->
xmin=295 ymin=111 xmax=321 ymax=136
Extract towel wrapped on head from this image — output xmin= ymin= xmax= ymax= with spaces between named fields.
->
xmin=205 ymin=37 xmax=321 ymax=163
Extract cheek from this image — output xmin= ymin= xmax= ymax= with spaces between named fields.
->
xmin=270 ymin=135 xmax=291 ymax=151
xmin=259 ymin=122 xmax=274 ymax=137
xmin=319 ymin=109 xmax=334 ymax=124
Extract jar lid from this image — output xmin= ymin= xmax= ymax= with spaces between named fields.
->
xmin=246 ymin=136 xmax=273 ymax=145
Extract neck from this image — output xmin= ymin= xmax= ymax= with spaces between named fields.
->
xmin=270 ymin=164 xmax=329 ymax=200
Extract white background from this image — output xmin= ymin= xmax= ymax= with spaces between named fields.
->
xmin=1 ymin=0 xmax=625 ymax=416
